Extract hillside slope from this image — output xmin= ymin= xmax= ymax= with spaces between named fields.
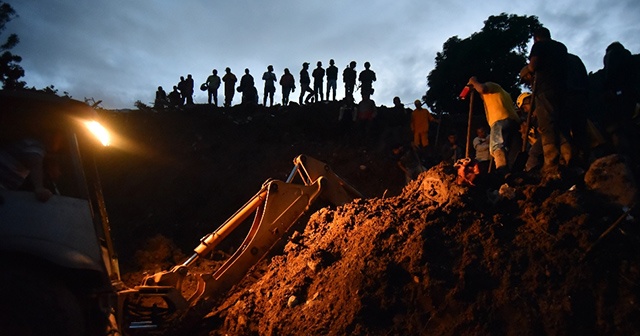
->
xmin=97 ymin=103 xmax=639 ymax=335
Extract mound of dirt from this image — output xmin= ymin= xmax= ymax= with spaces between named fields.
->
xmin=202 ymin=163 xmax=638 ymax=335
xmin=98 ymin=103 xmax=639 ymax=335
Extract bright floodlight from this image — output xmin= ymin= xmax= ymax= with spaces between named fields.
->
xmin=85 ymin=120 xmax=111 ymax=146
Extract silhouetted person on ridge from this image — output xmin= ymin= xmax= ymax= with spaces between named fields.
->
xmin=312 ymin=61 xmax=325 ymax=102
xmin=184 ymin=74 xmax=195 ymax=105
xmin=239 ymin=68 xmax=257 ymax=105
xmin=326 ymin=59 xmax=338 ymax=101
xmin=358 ymin=61 xmax=376 ymax=100
xmin=262 ymin=65 xmax=277 ymax=107
xmin=177 ymin=76 xmax=187 ymax=106
xmin=343 ymin=61 xmax=357 ymax=100
xmin=168 ymin=86 xmax=181 ymax=108
xmin=299 ymin=62 xmax=313 ymax=105
xmin=280 ymin=68 xmax=296 ymax=106
xmin=154 ymin=86 xmax=168 ymax=109
xmin=205 ymin=69 xmax=221 ymax=106
xmin=222 ymin=67 xmax=237 ymax=107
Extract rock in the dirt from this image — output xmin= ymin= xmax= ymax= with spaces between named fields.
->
xmin=287 ymin=295 xmax=299 ymax=308
xmin=584 ymin=154 xmax=637 ymax=207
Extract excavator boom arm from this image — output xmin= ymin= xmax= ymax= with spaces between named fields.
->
xmin=119 ymin=155 xmax=362 ymax=333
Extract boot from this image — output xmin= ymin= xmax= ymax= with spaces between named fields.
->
xmin=493 ymin=148 xmax=508 ymax=176
xmin=560 ymin=141 xmax=573 ymax=167
xmin=541 ymin=144 xmax=561 ymax=182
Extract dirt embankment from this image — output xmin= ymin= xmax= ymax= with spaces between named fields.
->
xmin=203 ymin=161 xmax=638 ymax=336
xmin=98 ymin=104 xmax=639 ymax=335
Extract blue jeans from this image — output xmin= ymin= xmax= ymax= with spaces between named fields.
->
xmin=326 ymin=80 xmax=337 ymax=100
xmin=489 ymin=118 xmax=516 ymax=155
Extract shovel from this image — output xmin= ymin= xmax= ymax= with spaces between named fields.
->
xmin=460 ymin=85 xmax=474 ymax=159
xmin=453 ymin=85 xmax=481 ymax=186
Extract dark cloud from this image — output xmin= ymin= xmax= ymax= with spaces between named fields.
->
xmin=7 ymin=0 xmax=640 ymax=109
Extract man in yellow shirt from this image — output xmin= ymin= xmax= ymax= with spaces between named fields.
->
xmin=467 ymin=77 xmax=520 ymax=175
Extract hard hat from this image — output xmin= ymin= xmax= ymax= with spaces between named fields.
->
xmin=414 ymin=99 xmax=422 ymax=106
xmin=516 ymin=92 xmax=532 ymax=108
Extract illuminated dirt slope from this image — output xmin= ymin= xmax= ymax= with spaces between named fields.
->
xmin=208 ymin=163 xmax=639 ymax=335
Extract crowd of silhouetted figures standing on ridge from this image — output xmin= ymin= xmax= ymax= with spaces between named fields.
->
xmin=152 ymin=59 xmax=376 ymax=110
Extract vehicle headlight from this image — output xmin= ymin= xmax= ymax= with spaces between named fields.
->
xmin=84 ymin=120 xmax=111 ymax=146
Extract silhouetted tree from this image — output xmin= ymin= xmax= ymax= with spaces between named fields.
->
xmin=0 ymin=2 xmax=25 ymax=90
xmin=424 ymin=13 xmax=541 ymax=116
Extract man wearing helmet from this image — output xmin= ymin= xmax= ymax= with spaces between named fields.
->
xmin=517 ymin=91 xmax=543 ymax=172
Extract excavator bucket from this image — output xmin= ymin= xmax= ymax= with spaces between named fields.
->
xmin=290 ymin=154 xmax=363 ymax=205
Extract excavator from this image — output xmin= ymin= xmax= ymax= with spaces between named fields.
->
xmin=120 ymin=154 xmax=363 ymax=334
xmin=0 ymin=90 xmax=363 ymax=335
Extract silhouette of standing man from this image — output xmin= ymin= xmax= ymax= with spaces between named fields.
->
xmin=184 ymin=74 xmax=195 ymax=105
xmin=222 ymin=67 xmax=237 ymax=107
xmin=527 ymin=27 xmax=568 ymax=182
xmin=177 ymin=76 xmax=187 ymax=106
xmin=343 ymin=61 xmax=357 ymax=100
xmin=206 ymin=69 xmax=221 ymax=106
xmin=239 ymin=68 xmax=257 ymax=105
xmin=358 ymin=62 xmax=376 ymax=100
xmin=280 ymin=68 xmax=296 ymax=106
xmin=326 ymin=59 xmax=338 ymax=101
xmin=154 ymin=86 xmax=167 ymax=109
xmin=262 ymin=65 xmax=277 ymax=107
xmin=299 ymin=62 xmax=313 ymax=105
xmin=312 ymin=61 xmax=325 ymax=102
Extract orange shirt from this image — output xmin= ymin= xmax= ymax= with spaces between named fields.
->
xmin=411 ymin=107 xmax=436 ymax=133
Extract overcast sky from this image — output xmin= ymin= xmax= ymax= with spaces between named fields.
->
xmin=8 ymin=0 xmax=640 ymax=110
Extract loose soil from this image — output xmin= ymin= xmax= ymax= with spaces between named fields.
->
xmin=97 ymin=102 xmax=639 ymax=335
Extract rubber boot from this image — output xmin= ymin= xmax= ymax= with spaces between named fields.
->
xmin=560 ymin=141 xmax=573 ymax=167
xmin=493 ymin=148 xmax=508 ymax=176
xmin=541 ymin=144 xmax=561 ymax=183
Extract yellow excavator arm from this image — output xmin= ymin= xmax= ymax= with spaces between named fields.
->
xmin=118 ymin=155 xmax=362 ymax=333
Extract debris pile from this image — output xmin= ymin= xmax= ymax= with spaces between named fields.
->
xmin=207 ymin=162 xmax=638 ymax=335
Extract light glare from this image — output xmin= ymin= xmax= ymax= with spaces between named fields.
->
xmin=85 ymin=121 xmax=111 ymax=146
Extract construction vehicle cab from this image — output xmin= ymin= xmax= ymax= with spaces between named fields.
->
xmin=0 ymin=90 xmax=118 ymax=336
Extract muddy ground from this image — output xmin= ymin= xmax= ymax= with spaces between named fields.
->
xmin=97 ymin=102 xmax=639 ymax=335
